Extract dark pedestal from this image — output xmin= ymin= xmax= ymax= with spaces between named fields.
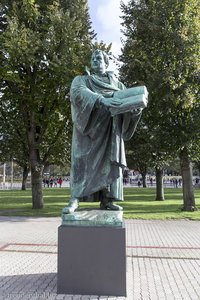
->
xmin=57 ymin=225 xmax=126 ymax=296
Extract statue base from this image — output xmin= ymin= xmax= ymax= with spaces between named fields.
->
xmin=57 ymin=210 xmax=126 ymax=296
xmin=62 ymin=209 xmax=123 ymax=227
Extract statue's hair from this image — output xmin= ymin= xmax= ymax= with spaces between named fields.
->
xmin=91 ymin=49 xmax=109 ymax=67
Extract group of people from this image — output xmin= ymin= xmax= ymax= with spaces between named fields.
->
xmin=122 ymin=176 xmax=184 ymax=188
xmin=43 ymin=177 xmax=63 ymax=188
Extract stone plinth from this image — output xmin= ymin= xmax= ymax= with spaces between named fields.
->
xmin=57 ymin=210 xmax=126 ymax=297
xmin=62 ymin=209 xmax=123 ymax=227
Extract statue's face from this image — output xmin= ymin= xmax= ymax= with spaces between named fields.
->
xmin=91 ymin=51 xmax=106 ymax=75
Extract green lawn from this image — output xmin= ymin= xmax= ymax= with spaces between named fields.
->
xmin=0 ymin=187 xmax=199 ymax=220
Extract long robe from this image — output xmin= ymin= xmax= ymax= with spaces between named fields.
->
xmin=70 ymin=71 xmax=142 ymax=201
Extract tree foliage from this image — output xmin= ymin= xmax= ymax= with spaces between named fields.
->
xmin=120 ymin=0 xmax=200 ymax=210
xmin=0 ymin=0 xmax=95 ymax=207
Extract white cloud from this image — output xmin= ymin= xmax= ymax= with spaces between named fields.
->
xmin=91 ymin=0 xmax=129 ymax=72
xmin=97 ymin=1 xmax=121 ymax=32
xmin=96 ymin=0 xmax=128 ymax=43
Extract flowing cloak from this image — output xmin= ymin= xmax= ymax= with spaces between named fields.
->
xmin=70 ymin=71 xmax=142 ymax=201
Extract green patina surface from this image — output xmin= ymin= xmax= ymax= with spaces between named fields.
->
xmin=63 ymin=50 xmax=147 ymax=215
xmin=62 ymin=210 xmax=123 ymax=227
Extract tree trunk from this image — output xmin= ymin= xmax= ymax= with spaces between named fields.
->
xmin=21 ymin=165 xmax=29 ymax=190
xmin=141 ymin=172 xmax=147 ymax=188
xmin=28 ymin=117 xmax=44 ymax=209
xmin=30 ymin=147 xmax=44 ymax=209
xmin=180 ymin=147 xmax=196 ymax=211
xmin=31 ymin=163 xmax=44 ymax=209
xmin=155 ymin=167 xmax=165 ymax=201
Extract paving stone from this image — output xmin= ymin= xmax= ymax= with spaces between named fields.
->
xmin=0 ymin=217 xmax=200 ymax=300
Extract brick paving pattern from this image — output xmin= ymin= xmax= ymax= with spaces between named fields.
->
xmin=0 ymin=217 xmax=200 ymax=299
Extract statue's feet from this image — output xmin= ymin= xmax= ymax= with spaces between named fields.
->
xmin=62 ymin=198 xmax=79 ymax=214
xmin=100 ymin=201 xmax=123 ymax=211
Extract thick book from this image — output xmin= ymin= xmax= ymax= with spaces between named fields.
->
xmin=109 ymin=94 xmax=147 ymax=116
xmin=114 ymin=85 xmax=148 ymax=99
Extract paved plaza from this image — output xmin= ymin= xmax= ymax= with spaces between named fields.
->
xmin=0 ymin=216 xmax=200 ymax=300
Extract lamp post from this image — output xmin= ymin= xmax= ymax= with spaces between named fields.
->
xmin=3 ymin=163 xmax=6 ymax=185
xmin=11 ymin=160 xmax=13 ymax=189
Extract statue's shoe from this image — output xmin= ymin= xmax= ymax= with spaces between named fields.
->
xmin=62 ymin=199 xmax=79 ymax=214
xmin=100 ymin=201 xmax=123 ymax=211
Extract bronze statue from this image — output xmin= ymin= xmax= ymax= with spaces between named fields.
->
xmin=63 ymin=50 xmax=148 ymax=214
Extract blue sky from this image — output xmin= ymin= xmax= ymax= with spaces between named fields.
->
xmin=88 ymin=0 xmax=129 ymax=71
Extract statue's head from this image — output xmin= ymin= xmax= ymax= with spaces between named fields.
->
xmin=90 ymin=49 xmax=109 ymax=75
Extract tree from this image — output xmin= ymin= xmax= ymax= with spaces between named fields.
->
xmin=0 ymin=0 xmax=95 ymax=208
xmin=120 ymin=0 xmax=200 ymax=211
xmin=0 ymin=142 xmax=30 ymax=191
xmin=125 ymin=118 xmax=173 ymax=200
xmin=125 ymin=120 xmax=152 ymax=188
xmin=0 ymin=94 xmax=31 ymax=190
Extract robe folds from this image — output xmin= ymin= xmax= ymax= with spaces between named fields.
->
xmin=69 ymin=71 xmax=142 ymax=201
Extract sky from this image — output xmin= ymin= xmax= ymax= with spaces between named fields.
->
xmin=88 ymin=0 xmax=129 ymax=72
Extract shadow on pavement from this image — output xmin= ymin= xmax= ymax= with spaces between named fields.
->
xmin=0 ymin=273 xmax=57 ymax=299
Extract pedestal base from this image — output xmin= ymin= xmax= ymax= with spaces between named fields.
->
xmin=57 ymin=224 xmax=126 ymax=296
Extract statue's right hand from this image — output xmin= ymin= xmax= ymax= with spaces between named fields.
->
xmin=101 ymin=97 xmax=122 ymax=108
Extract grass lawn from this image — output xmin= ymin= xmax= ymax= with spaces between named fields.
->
xmin=0 ymin=187 xmax=199 ymax=220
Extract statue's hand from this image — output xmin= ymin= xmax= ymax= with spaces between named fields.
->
xmin=101 ymin=97 xmax=123 ymax=108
